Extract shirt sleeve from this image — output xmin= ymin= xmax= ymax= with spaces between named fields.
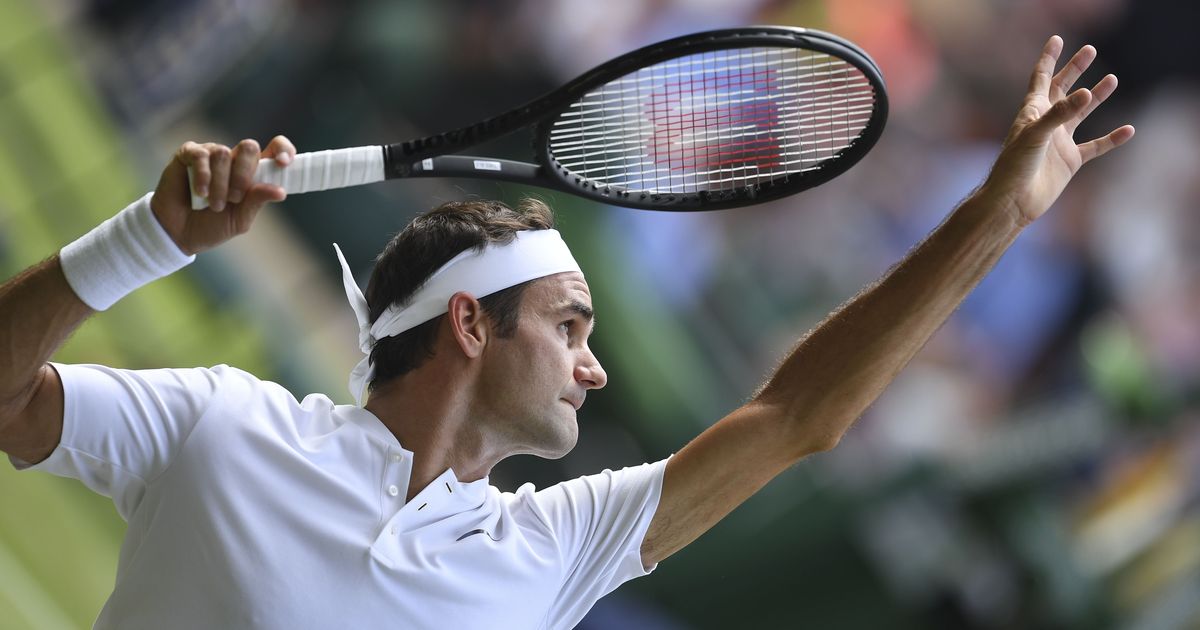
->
xmin=7 ymin=362 xmax=224 ymax=520
xmin=526 ymin=458 xmax=669 ymax=628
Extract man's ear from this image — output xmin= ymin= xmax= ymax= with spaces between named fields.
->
xmin=446 ymin=292 xmax=487 ymax=358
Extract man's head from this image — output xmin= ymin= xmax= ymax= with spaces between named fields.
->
xmin=365 ymin=199 xmax=553 ymax=384
xmin=362 ymin=199 xmax=606 ymax=457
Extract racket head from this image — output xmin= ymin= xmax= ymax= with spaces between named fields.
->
xmin=535 ymin=26 xmax=888 ymax=211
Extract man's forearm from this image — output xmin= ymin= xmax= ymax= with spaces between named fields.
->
xmin=758 ymin=190 xmax=1024 ymax=454
xmin=0 ymin=256 xmax=91 ymax=418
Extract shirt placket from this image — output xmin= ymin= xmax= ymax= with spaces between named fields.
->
xmin=381 ymin=449 xmax=412 ymax=536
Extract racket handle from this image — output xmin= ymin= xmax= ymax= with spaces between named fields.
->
xmin=188 ymin=145 xmax=386 ymax=210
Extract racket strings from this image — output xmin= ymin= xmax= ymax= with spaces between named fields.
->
xmin=549 ymin=104 xmax=875 ymax=148
xmin=547 ymin=46 xmax=877 ymax=195
xmin=555 ymin=89 xmax=874 ymax=128
xmin=553 ymin=122 xmax=876 ymax=172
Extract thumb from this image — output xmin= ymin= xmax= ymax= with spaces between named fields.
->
xmin=242 ymin=182 xmax=286 ymax=208
xmin=1029 ymin=89 xmax=1091 ymax=138
xmin=229 ymin=183 xmax=286 ymax=234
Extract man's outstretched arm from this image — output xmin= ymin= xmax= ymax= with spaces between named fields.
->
xmin=0 ymin=137 xmax=294 ymax=464
xmin=640 ymin=36 xmax=1135 ymax=567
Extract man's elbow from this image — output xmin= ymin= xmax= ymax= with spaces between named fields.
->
xmin=749 ymin=396 xmax=849 ymax=458
xmin=0 ymin=366 xmax=63 ymax=464
xmin=0 ymin=367 xmax=43 ymax=426
xmin=0 ymin=392 xmax=29 ymax=438
xmin=804 ymin=430 xmax=845 ymax=455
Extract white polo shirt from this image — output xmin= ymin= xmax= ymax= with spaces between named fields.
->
xmin=13 ymin=363 xmax=667 ymax=629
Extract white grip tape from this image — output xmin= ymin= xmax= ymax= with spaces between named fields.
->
xmin=190 ymin=145 xmax=386 ymax=209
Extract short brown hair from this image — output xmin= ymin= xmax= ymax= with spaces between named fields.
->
xmin=364 ymin=198 xmax=555 ymax=391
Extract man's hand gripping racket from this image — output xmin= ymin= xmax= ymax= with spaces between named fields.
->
xmin=156 ymin=136 xmax=296 ymax=255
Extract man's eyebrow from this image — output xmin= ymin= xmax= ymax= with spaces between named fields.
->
xmin=558 ymin=300 xmax=596 ymax=330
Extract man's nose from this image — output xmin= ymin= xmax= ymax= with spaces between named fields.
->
xmin=575 ymin=349 xmax=607 ymax=390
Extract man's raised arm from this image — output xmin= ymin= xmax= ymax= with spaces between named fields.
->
xmin=640 ymin=36 xmax=1135 ymax=567
xmin=0 ymin=136 xmax=295 ymax=464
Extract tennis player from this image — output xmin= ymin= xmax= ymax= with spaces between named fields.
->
xmin=0 ymin=37 xmax=1131 ymax=629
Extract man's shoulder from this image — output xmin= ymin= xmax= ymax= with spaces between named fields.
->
xmin=191 ymin=364 xmax=334 ymax=408
xmin=141 ymin=364 xmax=339 ymax=435
xmin=497 ymin=460 xmax=669 ymax=525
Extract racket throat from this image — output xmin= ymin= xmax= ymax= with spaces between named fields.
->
xmin=395 ymin=155 xmax=543 ymax=184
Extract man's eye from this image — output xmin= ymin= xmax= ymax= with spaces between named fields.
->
xmin=559 ymin=321 xmax=573 ymax=334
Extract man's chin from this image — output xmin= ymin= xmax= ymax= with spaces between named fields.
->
xmin=537 ymin=421 xmax=579 ymax=460
xmin=543 ymin=431 xmax=578 ymax=460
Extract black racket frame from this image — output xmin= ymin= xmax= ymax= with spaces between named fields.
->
xmin=382 ymin=26 xmax=888 ymax=211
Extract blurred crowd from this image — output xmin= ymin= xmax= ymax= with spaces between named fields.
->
xmin=5 ymin=0 xmax=1199 ymax=628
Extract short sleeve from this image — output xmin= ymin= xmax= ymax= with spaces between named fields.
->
xmin=527 ymin=458 xmax=668 ymax=627
xmin=8 ymin=363 xmax=223 ymax=519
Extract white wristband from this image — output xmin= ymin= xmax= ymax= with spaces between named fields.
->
xmin=60 ymin=192 xmax=195 ymax=311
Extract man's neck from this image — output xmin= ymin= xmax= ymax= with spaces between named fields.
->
xmin=364 ymin=369 xmax=503 ymax=503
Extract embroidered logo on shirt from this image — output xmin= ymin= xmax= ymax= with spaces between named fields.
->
xmin=455 ymin=529 xmax=500 ymax=542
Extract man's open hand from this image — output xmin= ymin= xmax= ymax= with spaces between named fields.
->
xmin=982 ymin=36 xmax=1135 ymax=227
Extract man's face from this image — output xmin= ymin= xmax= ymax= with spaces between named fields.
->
xmin=476 ymin=271 xmax=606 ymax=459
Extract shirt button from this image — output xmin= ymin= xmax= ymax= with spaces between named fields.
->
xmin=390 ymin=454 xmax=402 ymax=463
xmin=390 ymin=526 xmax=397 ymax=535
xmin=387 ymin=485 xmax=399 ymax=497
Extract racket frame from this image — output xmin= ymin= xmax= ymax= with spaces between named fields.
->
xmin=386 ymin=26 xmax=888 ymax=211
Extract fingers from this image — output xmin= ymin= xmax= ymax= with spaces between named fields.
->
xmin=1026 ymin=35 xmax=1063 ymax=99
xmin=1071 ymin=74 xmax=1117 ymax=128
xmin=261 ymin=135 xmax=297 ymax=166
xmin=173 ymin=137 xmax=294 ymax=212
xmin=1079 ymin=125 xmax=1135 ymax=164
xmin=207 ymin=144 xmax=233 ymax=212
xmin=177 ymin=142 xmax=211 ymax=198
xmin=227 ymin=139 xmax=261 ymax=206
xmin=1050 ymin=45 xmax=1096 ymax=100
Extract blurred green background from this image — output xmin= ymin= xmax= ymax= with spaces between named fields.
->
xmin=1 ymin=0 xmax=1198 ymax=628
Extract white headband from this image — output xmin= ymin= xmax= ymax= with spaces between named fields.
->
xmin=335 ymin=230 xmax=582 ymax=405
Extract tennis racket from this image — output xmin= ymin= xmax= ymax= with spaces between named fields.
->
xmin=190 ymin=26 xmax=887 ymax=212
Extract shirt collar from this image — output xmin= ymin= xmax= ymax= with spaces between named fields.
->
xmin=337 ymin=404 xmax=491 ymax=509
xmin=339 ymin=404 xmax=405 ymax=449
